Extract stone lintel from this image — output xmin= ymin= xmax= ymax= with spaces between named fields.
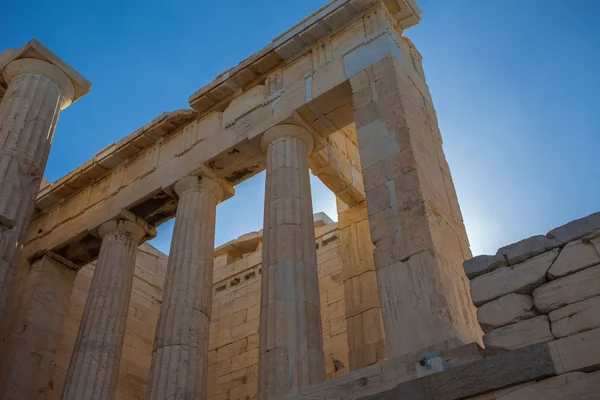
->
xmin=0 ymin=39 xmax=91 ymax=102
xmin=35 ymin=110 xmax=197 ymax=214
xmin=26 ymin=249 xmax=82 ymax=272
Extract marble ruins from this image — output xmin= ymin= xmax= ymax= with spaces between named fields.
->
xmin=0 ymin=0 xmax=599 ymax=399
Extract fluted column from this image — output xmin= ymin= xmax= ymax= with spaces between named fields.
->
xmin=258 ymin=124 xmax=325 ymax=399
xmin=146 ymin=175 xmax=223 ymax=400
xmin=61 ymin=220 xmax=149 ymax=400
xmin=0 ymin=58 xmax=76 ymax=319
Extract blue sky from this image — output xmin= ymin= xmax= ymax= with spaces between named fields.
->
xmin=3 ymin=0 xmax=599 ymax=256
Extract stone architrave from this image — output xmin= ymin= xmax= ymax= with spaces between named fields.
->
xmin=146 ymin=175 xmax=224 ymax=400
xmin=61 ymin=219 xmax=153 ymax=400
xmin=0 ymin=252 xmax=78 ymax=399
xmin=258 ymin=124 xmax=326 ymax=399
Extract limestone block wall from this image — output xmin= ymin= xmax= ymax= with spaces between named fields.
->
xmin=206 ymin=222 xmax=348 ymax=400
xmin=47 ymin=243 xmax=168 ymax=400
xmin=464 ymin=212 xmax=600 ymax=353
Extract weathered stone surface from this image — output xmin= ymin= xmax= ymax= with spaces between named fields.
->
xmin=258 ymin=125 xmax=325 ymax=400
xmin=337 ymin=199 xmax=386 ymax=370
xmin=470 ymin=249 xmax=558 ymax=306
xmin=146 ymin=176 xmax=224 ymax=400
xmin=331 ymin=343 xmax=556 ymax=400
xmin=550 ymin=296 xmax=600 ymax=338
xmin=464 ymin=383 xmax=535 ymax=400
xmin=547 ymin=211 xmax=600 ymax=244
xmin=548 ymin=239 xmax=600 ymax=279
xmin=483 ymin=316 xmax=553 ymax=353
xmin=282 ymin=342 xmax=485 ymax=400
xmin=0 ymin=55 xmax=82 ymax=322
xmin=464 ymin=254 xmax=508 ymax=279
xmin=589 ymin=232 xmax=600 ymax=254
xmin=442 ymin=342 xmax=484 ymax=368
xmin=61 ymin=220 xmax=148 ymax=400
xmin=497 ymin=235 xmax=561 ymax=265
xmin=427 ymin=343 xmax=556 ymax=400
xmin=550 ymin=328 xmax=600 ymax=373
xmin=0 ymin=253 xmax=77 ymax=399
xmin=533 ymin=265 xmax=600 ymax=313
xmin=477 ymin=294 xmax=538 ymax=333
xmin=467 ymin=372 xmax=600 ymax=400
xmin=350 ymin=55 xmax=481 ymax=359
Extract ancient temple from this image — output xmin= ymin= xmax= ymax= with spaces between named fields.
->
xmin=0 ymin=1 xmax=598 ymax=399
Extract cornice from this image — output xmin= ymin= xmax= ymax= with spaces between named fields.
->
xmin=188 ymin=0 xmax=421 ymax=113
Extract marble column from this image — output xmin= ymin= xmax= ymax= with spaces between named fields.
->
xmin=61 ymin=220 xmax=149 ymax=400
xmin=0 ymin=58 xmax=76 ymax=319
xmin=258 ymin=124 xmax=325 ymax=400
xmin=146 ymin=175 xmax=223 ymax=400
xmin=0 ymin=252 xmax=78 ymax=399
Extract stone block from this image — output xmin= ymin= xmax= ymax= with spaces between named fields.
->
xmin=550 ymin=328 xmax=600 ymax=374
xmin=477 ymin=294 xmax=538 ymax=333
xmin=497 ymin=235 xmax=561 ymax=265
xmin=548 ymin=239 xmax=600 ymax=279
xmin=533 ymin=265 xmax=600 ymax=313
xmin=589 ymin=232 xmax=600 ymax=254
xmin=550 ymin=296 xmax=600 ymax=338
xmin=467 ymin=372 xmax=600 ymax=400
xmin=441 ymin=342 xmax=484 ymax=368
xmin=463 ymin=254 xmax=508 ymax=280
xmin=547 ymin=211 xmax=600 ymax=244
xmin=470 ymin=249 xmax=558 ymax=306
xmin=483 ymin=316 xmax=553 ymax=353
xmin=464 ymin=382 xmax=536 ymax=400
xmin=425 ymin=342 xmax=555 ymax=400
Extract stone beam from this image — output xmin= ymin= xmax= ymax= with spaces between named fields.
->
xmin=309 ymin=130 xmax=365 ymax=207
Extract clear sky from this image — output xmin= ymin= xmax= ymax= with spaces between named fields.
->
xmin=3 ymin=0 xmax=599 ymax=256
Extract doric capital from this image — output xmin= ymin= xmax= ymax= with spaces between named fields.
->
xmin=174 ymin=175 xmax=224 ymax=202
xmin=98 ymin=219 xmax=150 ymax=244
xmin=260 ymin=124 xmax=315 ymax=154
xmin=0 ymin=39 xmax=91 ymax=108
xmin=4 ymin=58 xmax=75 ymax=109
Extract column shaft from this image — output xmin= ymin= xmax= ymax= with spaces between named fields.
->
xmin=258 ymin=125 xmax=325 ymax=399
xmin=61 ymin=220 xmax=145 ymax=400
xmin=0 ymin=69 xmax=64 ymax=319
xmin=146 ymin=176 xmax=222 ymax=400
